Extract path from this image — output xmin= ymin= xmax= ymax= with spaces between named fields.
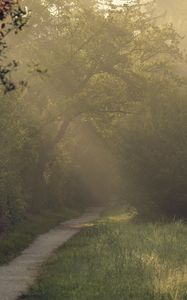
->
xmin=0 ymin=207 xmax=103 ymax=300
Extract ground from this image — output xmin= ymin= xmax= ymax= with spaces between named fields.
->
xmin=0 ymin=207 xmax=81 ymax=265
xmin=0 ymin=208 xmax=102 ymax=300
xmin=22 ymin=208 xmax=187 ymax=300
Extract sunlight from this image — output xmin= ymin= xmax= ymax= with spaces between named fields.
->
xmin=113 ymin=0 xmax=132 ymax=3
xmin=1 ymin=0 xmax=187 ymax=299
xmin=108 ymin=213 xmax=135 ymax=222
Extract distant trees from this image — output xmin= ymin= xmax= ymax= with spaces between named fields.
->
xmin=155 ymin=0 xmax=187 ymax=45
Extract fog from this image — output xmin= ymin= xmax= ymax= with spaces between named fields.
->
xmin=0 ymin=0 xmax=187 ymax=232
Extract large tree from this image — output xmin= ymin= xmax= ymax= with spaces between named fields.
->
xmin=20 ymin=0 xmax=182 ymax=146
xmin=0 ymin=0 xmax=185 ymax=224
xmin=8 ymin=0 xmax=184 ymax=206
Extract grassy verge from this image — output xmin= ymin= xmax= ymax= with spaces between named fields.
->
xmin=0 ymin=207 xmax=82 ymax=265
xmin=22 ymin=208 xmax=187 ymax=300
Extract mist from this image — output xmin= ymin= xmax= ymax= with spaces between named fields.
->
xmin=0 ymin=0 xmax=186 ymax=226
xmin=0 ymin=1 xmax=187 ymax=299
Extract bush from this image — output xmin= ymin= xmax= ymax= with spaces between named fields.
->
xmin=116 ymin=86 xmax=187 ymax=217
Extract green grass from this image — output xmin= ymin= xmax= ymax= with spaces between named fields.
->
xmin=0 ymin=207 xmax=81 ymax=265
xmin=22 ymin=209 xmax=187 ymax=300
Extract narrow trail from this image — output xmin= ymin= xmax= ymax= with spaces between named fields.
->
xmin=0 ymin=207 xmax=103 ymax=300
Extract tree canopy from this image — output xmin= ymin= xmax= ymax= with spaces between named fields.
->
xmin=19 ymin=0 xmax=183 ymax=143
xmin=0 ymin=0 xmax=187 ymax=230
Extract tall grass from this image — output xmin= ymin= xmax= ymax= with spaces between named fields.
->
xmin=23 ymin=210 xmax=187 ymax=300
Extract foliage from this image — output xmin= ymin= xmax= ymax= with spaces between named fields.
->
xmin=0 ymin=1 xmax=30 ymax=230
xmin=0 ymin=0 xmax=30 ymax=92
xmin=112 ymin=83 xmax=187 ymax=216
xmin=0 ymin=0 xmax=186 ymax=229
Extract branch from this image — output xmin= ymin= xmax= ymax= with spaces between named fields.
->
xmin=90 ymin=110 xmax=133 ymax=115
xmin=51 ymin=118 xmax=70 ymax=148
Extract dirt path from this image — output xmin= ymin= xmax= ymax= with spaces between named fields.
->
xmin=0 ymin=207 xmax=103 ymax=300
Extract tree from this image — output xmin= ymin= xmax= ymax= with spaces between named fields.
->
xmin=0 ymin=0 xmax=184 ymax=216
xmin=155 ymin=0 xmax=187 ymax=45
xmin=11 ymin=0 xmax=183 ymax=206
xmin=0 ymin=0 xmax=185 ymax=226
xmin=20 ymin=0 xmax=182 ymax=146
xmin=0 ymin=0 xmax=31 ymax=229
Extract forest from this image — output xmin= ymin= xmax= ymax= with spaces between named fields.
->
xmin=0 ymin=1 xmax=186 ymax=299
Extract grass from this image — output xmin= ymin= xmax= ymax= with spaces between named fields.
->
xmin=22 ymin=208 xmax=187 ymax=300
xmin=0 ymin=207 xmax=81 ymax=265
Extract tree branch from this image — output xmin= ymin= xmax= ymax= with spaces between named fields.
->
xmin=90 ymin=110 xmax=133 ymax=115
xmin=51 ymin=109 xmax=132 ymax=147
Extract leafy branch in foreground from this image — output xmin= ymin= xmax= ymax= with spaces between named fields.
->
xmin=0 ymin=0 xmax=30 ymax=92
